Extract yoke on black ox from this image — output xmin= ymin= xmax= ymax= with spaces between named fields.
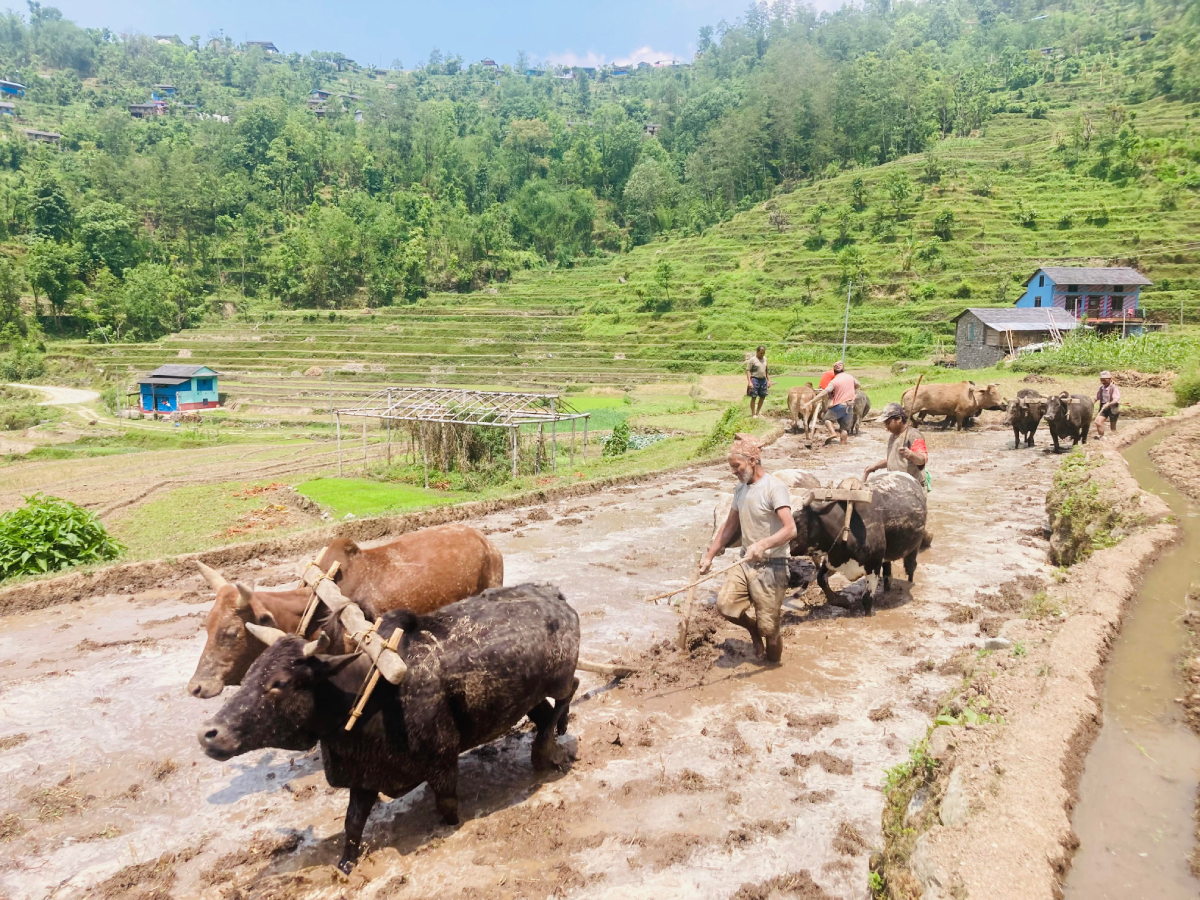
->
xmin=197 ymin=582 xmax=581 ymax=873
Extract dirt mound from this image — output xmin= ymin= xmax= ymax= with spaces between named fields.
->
xmin=729 ymin=870 xmax=835 ymax=899
xmin=1113 ymin=369 xmax=1176 ymax=389
xmin=1150 ymin=418 xmax=1200 ymax=503
xmin=616 ymin=605 xmax=726 ymax=695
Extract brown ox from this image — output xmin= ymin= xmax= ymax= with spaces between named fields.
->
xmin=788 ymin=383 xmax=829 ymax=447
xmin=901 ymin=381 xmax=1004 ymax=431
xmin=187 ymin=524 xmax=504 ymax=699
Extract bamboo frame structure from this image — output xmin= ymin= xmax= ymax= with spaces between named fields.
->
xmin=333 ymin=388 xmax=591 ymax=478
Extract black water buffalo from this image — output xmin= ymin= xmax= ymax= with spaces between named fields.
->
xmin=1005 ymin=389 xmax=1047 ymax=449
xmin=198 ymin=583 xmax=580 ymax=873
xmin=1043 ymin=392 xmax=1093 ymax=453
xmin=791 ymin=474 xmax=931 ymax=616
xmin=849 ymin=389 xmax=872 ymax=435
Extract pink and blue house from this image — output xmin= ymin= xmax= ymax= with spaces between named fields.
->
xmin=137 ymin=365 xmax=220 ymax=413
xmin=1015 ymin=266 xmax=1152 ymax=333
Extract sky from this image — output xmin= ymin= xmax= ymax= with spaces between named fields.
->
xmin=45 ymin=0 xmax=844 ymax=69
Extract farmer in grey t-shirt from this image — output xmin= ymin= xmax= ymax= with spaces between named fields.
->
xmin=700 ymin=433 xmax=796 ymax=662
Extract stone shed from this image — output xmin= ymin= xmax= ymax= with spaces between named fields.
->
xmin=953 ymin=307 xmax=1079 ymax=369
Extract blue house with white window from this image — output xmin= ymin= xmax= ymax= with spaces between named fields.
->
xmin=137 ymin=365 xmax=220 ymax=413
xmin=0 ymin=80 xmax=24 ymax=97
xmin=1015 ymin=266 xmax=1152 ymax=333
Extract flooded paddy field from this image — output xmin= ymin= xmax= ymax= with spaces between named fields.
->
xmin=0 ymin=425 xmax=1058 ymax=900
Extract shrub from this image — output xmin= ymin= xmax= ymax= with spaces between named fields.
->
xmin=697 ymin=405 xmax=751 ymax=456
xmin=602 ymin=421 xmax=631 ymax=456
xmin=0 ymin=347 xmax=46 ymax=381
xmin=0 ymin=404 xmax=43 ymax=431
xmin=932 ymin=210 xmax=954 ymax=241
xmin=0 ymin=494 xmax=123 ymax=580
xmin=1175 ymin=375 xmax=1200 ymax=408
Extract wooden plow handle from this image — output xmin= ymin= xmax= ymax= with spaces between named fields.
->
xmin=345 ymin=626 xmax=402 ymax=731
xmin=295 ymin=551 xmax=340 ymax=636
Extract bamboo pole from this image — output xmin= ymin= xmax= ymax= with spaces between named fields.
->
xmin=551 ymin=418 xmax=557 ymax=473
xmin=511 ymin=426 xmax=518 ymax=479
xmin=570 ymin=418 xmax=575 ymax=468
xmin=362 ymin=418 xmax=367 ymax=471
xmin=420 ymin=423 xmax=429 ymax=489
xmin=336 ymin=412 xmax=342 ymax=477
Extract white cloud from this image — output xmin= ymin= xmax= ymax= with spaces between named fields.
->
xmin=542 ymin=45 xmax=686 ymax=67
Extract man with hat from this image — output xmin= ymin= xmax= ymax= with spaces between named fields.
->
xmin=863 ymin=402 xmax=927 ymax=483
xmin=700 ymin=433 xmax=796 ymax=663
xmin=1094 ymin=371 xmax=1120 ymax=438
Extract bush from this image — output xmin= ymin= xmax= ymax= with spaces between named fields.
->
xmin=0 ymin=494 xmax=123 ymax=580
xmin=0 ymin=347 xmax=46 ymax=381
xmin=602 ymin=421 xmax=631 ymax=456
xmin=1175 ymin=375 xmax=1200 ymax=408
xmin=697 ymin=405 xmax=752 ymax=456
xmin=0 ymin=404 xmax=44 ymax=431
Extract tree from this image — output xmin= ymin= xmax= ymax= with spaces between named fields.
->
xmin=622 ymin=155 xmax=678 ymax=243
xmin=30 ymin=173 xmax=72 ymax=241
xmin=121 ymin=263 xmax=187 ymax=340
xmin=654 ymin=260 xmax=673 ymax=306
xmin=25 ymin=239 xmax=78 ymax=326
xmin=881 ymin=171 xmax=913 ymax=220
xmin=849 ymin=176 xmax=866 ymax=211
xmin=77 ymin=200 xmax=141 ymax=276
xmin=933 ymin=210 xmax=954 ymax=241
xmin=0 ymin=257 xmax=23 ymax=329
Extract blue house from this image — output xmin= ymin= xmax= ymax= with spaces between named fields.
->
xmin=152 ymin=84 xmax=177 ymax=100
xmin=138 ymin=365 xmax=220 ymax=413
xmin=0 ymin=81 xmax=25 ymax=97
xmin=1015 ymin=266 xmax=1152 ymax=332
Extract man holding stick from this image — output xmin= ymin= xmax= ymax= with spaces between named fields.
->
xmin=700 ymin=433 xmax=796 ymax=663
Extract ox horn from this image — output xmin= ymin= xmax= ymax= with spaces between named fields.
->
xmin=245 ymin=622 xmax=287 ymax=646
xmin=301 ymin=632 xmax=330 ymax=658
xmin=196 ymin=560 xmax=227 ymax=590
xmin=234 ymin=582 xmax=255 ymax=610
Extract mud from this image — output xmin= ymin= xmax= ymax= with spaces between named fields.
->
xmin=0 ymin=418 xmax=1059 ymax=899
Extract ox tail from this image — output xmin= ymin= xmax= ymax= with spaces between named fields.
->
xmin=921 ymin=530 xmax=933 ymax=551
xmin=576 ymin=658 xmax=636 ymax=678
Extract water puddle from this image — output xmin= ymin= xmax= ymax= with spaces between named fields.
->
xmin=1064 ymin=431 xmax=1200 ymax=899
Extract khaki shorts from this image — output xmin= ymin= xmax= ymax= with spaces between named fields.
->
xmin=716 ymin=560 xmax=789 ymax=638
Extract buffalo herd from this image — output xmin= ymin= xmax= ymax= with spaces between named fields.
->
xmin=186 ymin=374 xmax=1098 ymax=873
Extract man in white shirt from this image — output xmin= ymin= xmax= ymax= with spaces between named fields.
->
xmin=700 ymin=433 xmax=797 ymax=662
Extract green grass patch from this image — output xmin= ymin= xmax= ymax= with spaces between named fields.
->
xmin=297 ymin=478 xmax=465 ymax=518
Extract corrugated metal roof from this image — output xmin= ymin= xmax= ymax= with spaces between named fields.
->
xmin=954 ymin=307 xmax=1081 ymax=332
xmin=148 ymin=364 xmax=217 ymax=378
xmin=1030 ymin=266 xmax=1152 ymax=286
xmin=137 ymin=376 xmax=191 ymax=386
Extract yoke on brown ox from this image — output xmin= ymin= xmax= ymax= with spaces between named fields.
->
xmin=187 ymin=523 xmax=504 ymax=699
xmin=901 ymin=380 xmax=1005 ymax=431
xmin=787 ymin=384 xmax=829 ymax=447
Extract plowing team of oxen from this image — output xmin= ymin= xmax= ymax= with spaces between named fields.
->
xmin=182 ymin=378 xmax=1070 ymax=875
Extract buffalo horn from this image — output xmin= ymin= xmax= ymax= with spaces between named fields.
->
xmin=301 ymin=632 xmax=330 ymax=658
xmin=245 ymin=622 xmax=287 ymax=646
xmin=234 ymin=582 xmax=254 ymax=610
xmin=196 ymin=560 xmax=227 ymax=590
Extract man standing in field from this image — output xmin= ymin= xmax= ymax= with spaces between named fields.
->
xmin=822 ymin=365 xmax=859 ymax=445
xmin=863 ymin=402 xmax=928 ymax=483
xmin=700 ymin=433 xmax=796 ymax=663
xmin=819 ymin=360 xmax=843 ymax=390
xmin=746 ymin=346 xmax=771 ymax=418
xmin=1094 ymin=371 xmax=1120 ymax=437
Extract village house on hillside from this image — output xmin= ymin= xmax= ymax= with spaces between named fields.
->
xmin=137 ymin=365 xmax=220 ymax=414
xmin=1015 ymin=265 xmax=1152 ymax=332
xmin=954 ymin=307 xmax=1079 ymax=369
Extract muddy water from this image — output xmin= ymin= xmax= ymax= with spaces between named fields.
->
xmin=1063 ymin=432 xmax=1200 ymax=900
xmin=0 ymin=426 xmax=1059 ymax=900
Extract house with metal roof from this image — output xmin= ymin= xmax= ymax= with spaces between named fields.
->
xmin=953 ymin=307 xmax=1080 ymax=369
xmin=0 ymin=80 xmax=25 ymax=97
xmin=1015 ymin=266 xmax=1152 ymax=332
xmin=137 ymin=365 xmax=220 ymax=413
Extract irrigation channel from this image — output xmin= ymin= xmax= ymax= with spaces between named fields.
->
xmin=1063 ymin=429 xmax=1200 ymax=899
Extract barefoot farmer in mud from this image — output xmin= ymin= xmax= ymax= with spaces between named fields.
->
xmin=863 ymin=402 xmax=927 ymax=483
xmin=1094 ymin=371 xmax=1120 ymax=438
xmin=746 ymin=346 xmax=771 ymax=418
xmin=700 ymin=433 xmax=796 ymax=663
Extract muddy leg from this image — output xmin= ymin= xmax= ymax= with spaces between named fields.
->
xmin=339 ymin=787 xmax=378 ymax=873
xmin=882 ymin=560 xmax=893 ymax=593
xmin=428 ymin=763 xmax=460 ymax=825
xmin=555 ymin=677 xmax=579 ymax=736
xmin=904 ymin=551 xmax=918 ymax=584
xmin=862 ymin=572 xmax=879 ymax=617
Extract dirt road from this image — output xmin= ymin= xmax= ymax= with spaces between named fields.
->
xmin=0 ymin=425 xmax=1057 ymax=900
xmin=9 ymin=384 xmax=102 ymax=407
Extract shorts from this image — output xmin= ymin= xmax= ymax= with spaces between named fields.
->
xmin=716 ymin=560 xmax=789 ymax=638
xmin=1101 ymin=403 xmax=1119 ymax=424
xmin=824 ymin=403 xmax=851 ymax=430
xmin=749 ymin=377 xmax=769 ymax=398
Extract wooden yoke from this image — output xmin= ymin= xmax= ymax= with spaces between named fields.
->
xmin=803 ymin=487 xmax=873 ymax=545
xmin=295 ymin=552 xmax=340 ymax=636
xmin=296 ymin=559 xmax=408 ymax=685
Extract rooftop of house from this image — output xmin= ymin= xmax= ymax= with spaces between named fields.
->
xmin=955 ymin=307 xmax=1081 ymax=332
xmin=1028 ymin=266 xmax=1152 ymax=286
xmin=148 ymin=364 xmax=218 ymax=378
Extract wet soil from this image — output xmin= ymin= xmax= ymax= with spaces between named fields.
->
xmin=1061 ymin=430 xmax=1200 ymax=899
xmin=0 ymin=418 xmax=1058 ymax=899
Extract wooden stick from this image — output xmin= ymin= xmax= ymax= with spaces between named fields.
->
xmin=297 ymin=564 xmax=407 ymax=684
xmin=345 ymin=624 xmax=399 ymax=731
xmin=676 ymin=556 xmax=703 ymax=650
xmin=645 ymin=558 xmax=745 ymax=606
xmin=906 ymin=373 xmax=925 ymax=418
xmin=296 ymin=558 xmax=339 ymax=635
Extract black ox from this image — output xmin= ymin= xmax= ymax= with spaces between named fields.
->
xmin=791 ymin=473 xmax=931 ymax=616
xmin=1004 ymin=389 xmax=1047 ymax=449
xmin=198 ymin=583 xmax=580 ymax=873
xmin=1043 ymin=392 xmax=1093 ymax=453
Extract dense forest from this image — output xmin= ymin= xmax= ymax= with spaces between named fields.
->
xmin=0 ymin=0 xmax=1194 ymax=343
